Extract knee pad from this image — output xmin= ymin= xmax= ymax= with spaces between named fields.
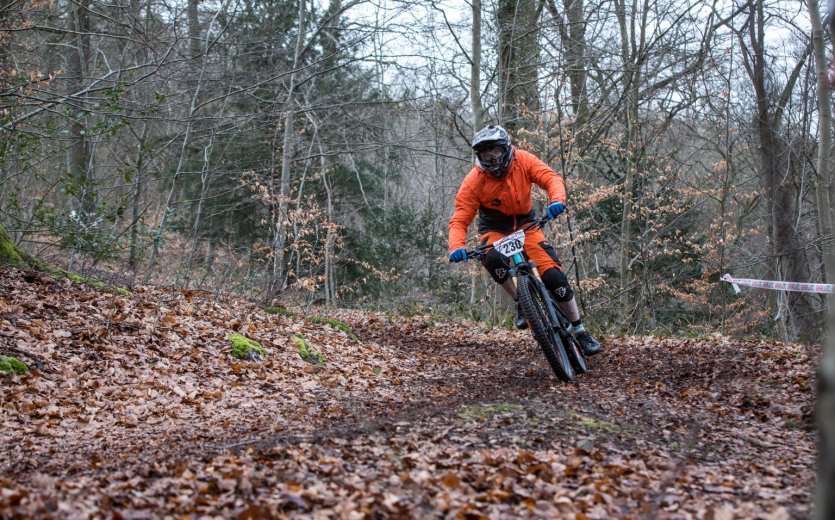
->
xmin=482 ymin=249 xmax=511 ymax=284
xmin=541 ymin=267 xmax=573 ymax=302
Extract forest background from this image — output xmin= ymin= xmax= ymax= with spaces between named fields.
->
xmin=1 ymin=0 xmax=833 ymax=345
xmin=7 ymin=0 xmax=835 ymax=515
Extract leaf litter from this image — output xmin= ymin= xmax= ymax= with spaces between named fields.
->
xmin=0 ymin=268 xmax=817 ymax=518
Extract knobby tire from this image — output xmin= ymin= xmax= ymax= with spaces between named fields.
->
xmin=517 ymin=275 xmax=575 ymax=383
xmin=561 ymin=329 xmax=588 ymax=374
xmin=550 ymin=299 xmax=587 ymax=375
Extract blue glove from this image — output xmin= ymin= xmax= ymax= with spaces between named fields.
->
xmin=547 ymin=201 xmax=566 ymax=219
xmin=449 ymin=248 xmax=468 ymax=263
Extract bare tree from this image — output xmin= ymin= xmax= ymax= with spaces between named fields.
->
xmin=472 ymin=0 xmax=485 ymax=131
xmin=808 ymin=1 xmax=835 ymax=516
xmin=497 ymin=0 xmax=541 ymax=134
xmin=810 ymin=0 xmax=834 ymax=245
xmin=735 ymin=0 xmax=816 ymax=341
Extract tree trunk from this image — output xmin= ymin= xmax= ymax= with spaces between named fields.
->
xmin=128 ymin=124 xmax=151 ymax=270
xmin=188 ymin=0 xmax=201 ymax=58
xmin=471 ymin=0 xmax=484 ymax=131
xmin=497 ymin=0 xmax=540 ymax=135
xmin=67 ymin=0 xmax=95 ymax=222
xmin=563 ymin=0 xmax=591 ymax=183
xmin=469 ymin=0 xmax=484 ymax=306
xmin=272 ymin=0 xmax=308 ymax=294
xmin=810 ymin=1 xmax=835 ymax=514
xmin=819 ymin=298 xmax=835 ymax=520
xmin=560 ymin=0 xmax=589 ymax=126
xmin=614 ymin=0 xmax=640 ymax=311
xmin=745 ymin=0 xmax=817 ymax=341
xmin=322 ymin=168 xmax=334 ymax=306
xmin=810 ymin=0 xmax=834 ymax=255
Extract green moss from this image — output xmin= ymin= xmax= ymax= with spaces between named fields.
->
xmin=576 ymin=415 xmax=620 ymax=432
xmin=0 ymin=224 xmax=24 ymax=267
xmin=0 ymin=356 xmax=28 ymax=376
xmin=459 ymin=403 xmax=522 ymax=421
xmin=64 ymin=270 xmax=132 ymax=295
xmin=0 ymin=225 xmax=130 ymax=298
xmin=67 ymin=272 xmax=105 ymax=289
xmin=228 ymin=333 xmax=267 ymax=360
xmin=309 ymin=316 xmax=358 ymax=340
xmin=292 ymin=334 xmax=325 ymax=365
xmin=264 ymin=306 xmax=296 ymax=317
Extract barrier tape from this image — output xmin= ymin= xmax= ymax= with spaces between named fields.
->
xmin=721 ymin=273 xmax=833 ymax=295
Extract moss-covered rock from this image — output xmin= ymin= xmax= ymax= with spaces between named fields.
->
xmin=0 ymin=356 xmax=29 ymax=376
xmin=228 ymin=333 xmax=267 ymax=361
xmin=0 ymin=224 xmax=25 ymax=267
xmin=309 ymin=316 xmax=358 ymax=340
xmin=292 ymin=334 xmax=325 ymax=365
xmin=1 ymin=225 xmax=131 ymax=296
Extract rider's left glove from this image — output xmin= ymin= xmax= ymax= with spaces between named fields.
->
xmin=547 ymin=201 xmax=566 ymax=219
xmin=449 ymin=248 xmax=468 ymax=263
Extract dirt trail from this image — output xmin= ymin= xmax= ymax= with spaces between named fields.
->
xmin=0 ymin=268 xmax=818 ymax=518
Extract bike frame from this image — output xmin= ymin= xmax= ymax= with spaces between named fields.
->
xmin=462 ymin=214 xmax=586 ymax=381
xmin=494 ymin=217 xmax=562 ymax=331
xmin=471 ymin=215 xmax=565 ymax=336
xmin=507 ymin=252 xmax=563 ymax=335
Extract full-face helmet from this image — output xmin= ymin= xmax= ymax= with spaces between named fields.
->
xmin=472 ymin=124 xmax=514 ymax=178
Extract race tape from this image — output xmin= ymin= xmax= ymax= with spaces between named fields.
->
xmin=721 ymin=273 xmax=833 ymax=295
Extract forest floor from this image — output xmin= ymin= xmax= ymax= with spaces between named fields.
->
xmin=0 ymin=267 xmax=820 ymax=519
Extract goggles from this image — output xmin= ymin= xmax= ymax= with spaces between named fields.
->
xmin=477 ymin=146 xmax=505 ymax=163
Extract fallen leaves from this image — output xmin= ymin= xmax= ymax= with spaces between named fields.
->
xmin=0 ymin=267 xmax=819 ymax=518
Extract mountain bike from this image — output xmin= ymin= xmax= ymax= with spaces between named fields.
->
xmin=465 ymin=216 xmax=587 ymax=383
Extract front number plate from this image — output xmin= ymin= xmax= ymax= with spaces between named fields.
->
xmin=493 ymin=230 xmax=525 ymax=258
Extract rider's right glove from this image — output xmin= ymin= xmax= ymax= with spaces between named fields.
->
xmin=547 ymin=201 xmax=566 ymax=219
xmin=449 ymin=248 xmax=468 ymax=263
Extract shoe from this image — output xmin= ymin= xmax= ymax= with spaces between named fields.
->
xmin=515 ymin=304 xmax=528 ymax=330
xmin=575 ymin=330 xmax=601 ymax=356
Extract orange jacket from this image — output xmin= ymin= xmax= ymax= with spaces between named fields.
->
xmin=448 ymin=148 xmax=566 ymax=252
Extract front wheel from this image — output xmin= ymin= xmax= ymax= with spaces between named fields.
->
xmin=517 ymin=275 xmax=575 ymax=383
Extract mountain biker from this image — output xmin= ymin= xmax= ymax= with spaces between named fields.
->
xmin=448 ymin=124 xmax=601 ymax=356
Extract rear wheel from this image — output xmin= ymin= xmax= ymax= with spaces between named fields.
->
xmin=561 ymin=330 xmax=588 ymax=374
xmin=517 ymin=275 xmax=575 ymax=383
xmin=551 ymin=301 xmax=587 ymax=375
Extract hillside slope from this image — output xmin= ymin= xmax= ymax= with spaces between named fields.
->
xmin=0 ymin=268 xmax=818 ymax=518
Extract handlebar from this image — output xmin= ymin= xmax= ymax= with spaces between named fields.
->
xmin=464 ymin=214 xmax=552 ymax=259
